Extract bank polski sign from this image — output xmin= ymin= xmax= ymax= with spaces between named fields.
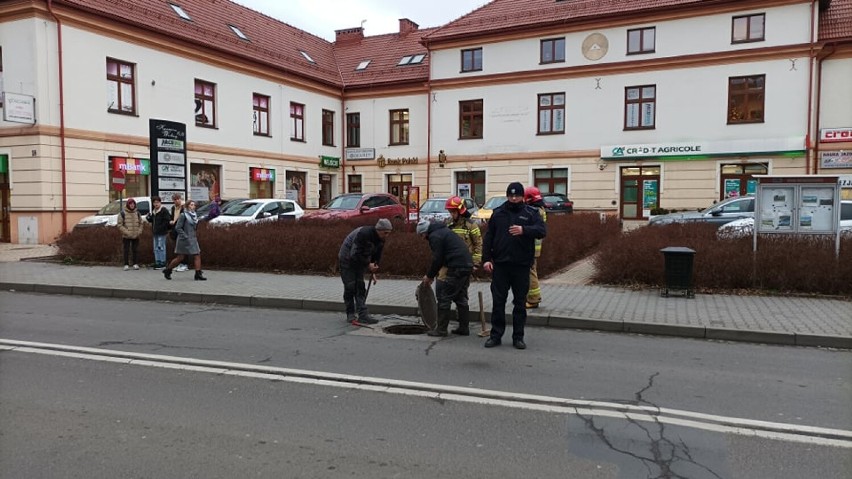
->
xmin=601 ymin=137 xmax=805 ymax=159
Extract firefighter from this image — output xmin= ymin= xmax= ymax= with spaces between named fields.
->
xmin=524 ymin=186 xmax=547 ymax=309
xmin=436 ymin=196 xmax=483 ymax=335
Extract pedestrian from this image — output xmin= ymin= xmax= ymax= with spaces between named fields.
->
xmin=169 ymin=193 xmax=190 ymax=272
xmin=338 ymin=218 xmax=393 ymax=325
xmin=163 ymin=199 xmax=207 ymax=281
xmin=523 ymin=186 xmax=547 ymax=309
xmin=118 ymin=198 xmax=143 ymax=270
xmin=146 ymin=196 xmax=171 ymax=269
xmin=441 ymin=196 xmax=482 ymax=335
xmin=481 ymin=182 xmax=546 ymax=350
xmin=417 ymin=219 xmax=474 ymax=337
xmin=206 ymin=196 xmax=222 ymax=222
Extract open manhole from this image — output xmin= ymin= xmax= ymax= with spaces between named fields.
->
xmin=383 ymin=324 xmax=429 ymax=335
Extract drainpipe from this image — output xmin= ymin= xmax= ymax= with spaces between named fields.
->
xmin=340 ymin=92 xmax=346 ymax=193
xmin=805 ymin=0 xmax=817 ymax=174
xmin=813 ymin=42 xmax=838 ymax=175
xmin=46 ymin=0 xmax=68 ymax=234
xmin=426 ymin=81 xmax=432 ymax=199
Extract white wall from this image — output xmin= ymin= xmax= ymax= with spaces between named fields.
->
xmin=819 ymin=57 xmax=852 ymax=128
xmin=430 ymin=3 xmax=811 ymax=80
xmin=0 ymin=18 xmax=54 ymax=127
xmin=343 ymin=93 xmax=429 ymax=159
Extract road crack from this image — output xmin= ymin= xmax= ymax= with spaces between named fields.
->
xmin=96 ymin=340 xmax=227 ymax=352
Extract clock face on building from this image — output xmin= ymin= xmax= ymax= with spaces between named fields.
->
xmin=582 ymin=33 xmax=609 ymax=61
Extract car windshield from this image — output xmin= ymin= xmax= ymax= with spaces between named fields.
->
xmin=420 ymin=199 xmax=446 ymax=214
xmin=484 ymin=197 xmax=507 ymax=209
xmin=97 ymin=200 xmax=124 ymax=215
xmin=324 ymin=196 xmax=361 ymax=210
xmin=699 ymin=197 xmax=751 ymax=215
xmin=222 ymin=202 xmax=263 ymax=217
xmin=543 ymin=195 xmax=565 ymax=204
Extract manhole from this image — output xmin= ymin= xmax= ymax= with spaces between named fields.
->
xmin=383 ymin=324 xmax=429 ymax=335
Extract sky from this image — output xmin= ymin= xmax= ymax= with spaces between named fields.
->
xmin=231 ymin=0 xmax=491 ymax=41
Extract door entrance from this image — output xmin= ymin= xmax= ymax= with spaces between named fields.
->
xmin=720 ymin=163 xmax=767 ymax=199
xmin=0 ymin=154 xmax=9 ymax=242
xmin=620 ymin=166 xmax=660 ymax=219
xmin=319 ymin=174 xmax=333 ymax=206
xmin=387 ymin=173 xmax=413 ymax=207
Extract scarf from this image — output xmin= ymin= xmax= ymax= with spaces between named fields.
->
xmin=184 ymin=209 xmax=198 ymax=226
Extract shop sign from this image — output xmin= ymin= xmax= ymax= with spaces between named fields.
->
xmin=820 ymin=151 xmax=852 ymax=169
xmin=345 ymin=148 xmax=375 ymax=161
xmin=250 ymin=167 xmax=275 ymax=181
xmin=319 ymin=155 xmax=340 ymax=168
xmin=149 ymin=119 xmax=187 ymax=207
xmin=2 ymin=92 xmax=36 ymax=124
xmin=377 ymin=155 xmax=419 ymax=168
xmin=0 ymin=154 xmax=7 ymax=174
xmin=111 ymin=157 xmax=150 ymax=175
xmin=820 ymin=128 xmax=852 ymax=143
xmin=601 ymin=137 xmax=805 ymax=159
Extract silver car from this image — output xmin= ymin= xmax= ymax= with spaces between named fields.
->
xmin=418 ymin=197 xmax=479 ymax=223
xmin=649 ymin=196 xmax=754 ymax=226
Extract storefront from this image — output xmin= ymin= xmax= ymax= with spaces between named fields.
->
xmin=249 ymin=167 xmax=275 ymax=199
xmin=285 ymin=170 xmax=307 ymax=207
xmin=318 ymin=156 xmax=339 ymax=207
xmin=109 ymin=156 xmax=150 ymax=201
xmin=455 ymin=170 xmax=486 ymax=206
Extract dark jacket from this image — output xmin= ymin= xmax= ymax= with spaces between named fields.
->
xmin=338 ymin=226 xmax=384 ymax=269
xmin=425 ymin=222 xmax=474 ymax=279
xmin=147 ymin=206 xmax=172 ymax=236
xmin=482 ymin=202 xmax=547 ymax=267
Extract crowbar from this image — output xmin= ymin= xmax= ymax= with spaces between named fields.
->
xmin=477 ymin=290 xmax=490 ymax=337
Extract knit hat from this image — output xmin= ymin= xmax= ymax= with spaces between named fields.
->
xmin=126 ymin=198 xmax=136 ymax=207
xmin=416 ymin=220 xmax=430 ymax=235
xmin=506 ymin=182 xmax=524 ymax=196
xmin=375 ymin=218 xmax=393 ymax=231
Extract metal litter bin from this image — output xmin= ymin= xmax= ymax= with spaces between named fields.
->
xmin=660 ymin=247 xmax=695 ymax=298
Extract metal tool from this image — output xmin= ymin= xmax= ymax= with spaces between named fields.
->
xmin=477 ymin=290 xmax=490 ymax=337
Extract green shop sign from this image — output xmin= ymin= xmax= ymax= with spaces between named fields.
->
xmin=0 ymin=155 xmax=7 ymax=174
xmin=319 ymin=156 xmax=340 ymax=169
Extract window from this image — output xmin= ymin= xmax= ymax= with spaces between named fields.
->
xmin=346 ymin=113 xmax=360 ymax=147
xmin=348 ymin=174 xmax=362 ymax=194
xmin=300 ymin=51 xmax=316 ymax=64
xmin=624 ymin=85 xmax=656 ymax=130
xmin=194 ymin=79 xmax=215 ymax=127
xmin=627 ymin=27 xmax=655 ymax=54
xmin=169 ymin=3 xmax=191 ymax=21
xmin=534 ymin=169 xmax=569 ymax=196
xmin=459 ymin=100 xmax=483 ymax=139
xmin=537 ymin=93 xmax=565 ymax=134
xmin=107 ymin=58 xmax=135 ymax=114
xmin=461 ymin=48 xmax=482 ymax=72
xmin=732 ymin=14 xmax=765 ymax=43
xmin=252 ymin=93 xmax=270 ymax=136
xmin=229 ymin=25 xmax=248 ymax=41
xmin=356 ymin=60 xmax=370 ymax=71
xmin=728 ymin=75 xmax=765 ymax=124
xmin=398 ymin=54 xmax=426 ymax=66
xmin=290 ymin=102 xmax=305 ymax=141
xmin=322 ymin=109 xmax=334 ymax=146
xmin=398 ymin=55 xmax=413 ymax=65
xmin=540 ymin=38 xmax=565 ymax=64
xmin=390 ymin=109 xmax=409 ymax=145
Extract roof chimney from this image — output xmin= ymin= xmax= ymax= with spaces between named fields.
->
xmin=399 ymin=18 xmax=419 ymax=35
xmin=335 ymin=27 xmax=364 ymax=43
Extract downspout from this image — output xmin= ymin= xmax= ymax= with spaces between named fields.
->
xmin=425 ymin=41 xmax=432 ymax=199
xmin=46 ymin=0 xmax=68 ymax=234
xmin=813 ymin=42 xmax=838 ymax=175
xmin=805 ymin=0 xmax=817 ymax=174
xmin=331 ymin=47 xmax=346 ymax=196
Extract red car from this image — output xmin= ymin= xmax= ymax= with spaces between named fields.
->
xmin=306 ymin=193 xmax=406 ymax=221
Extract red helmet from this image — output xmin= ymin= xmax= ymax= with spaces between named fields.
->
xmin=445 ymin=196 xmax=467 ymax=215
xmin=524 ymin=186 xmax=543 ymax=204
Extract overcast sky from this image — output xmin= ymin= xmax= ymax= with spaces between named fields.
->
xmin=231 ymin=0 xmax=491 ymax=41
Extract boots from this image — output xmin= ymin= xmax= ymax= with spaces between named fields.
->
xmin=451 ymin=305 xmax=470 ymax=336
xmin=194 ymin=270 xmax=207 ymax=281
xmin=163 ymin=267 xmax=173 ymax=280
xmin=427 ymin=309 xmax=451 ymax=337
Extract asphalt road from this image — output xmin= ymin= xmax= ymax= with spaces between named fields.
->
xmin=1 ymin=292 xmax=850 ymax=478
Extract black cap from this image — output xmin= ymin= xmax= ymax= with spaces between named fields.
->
xmin=506 ymin=182 xmax=524 ymax=196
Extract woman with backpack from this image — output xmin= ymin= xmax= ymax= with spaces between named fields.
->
xmin=117 ymin=198 xmax=143 ymax=270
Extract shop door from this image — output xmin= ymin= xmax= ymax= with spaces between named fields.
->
xmin=455 ymin=171 xmax=486 ymax=207
xmin=319 ymin=174 xmax=333 ymax=206
xmin=720 ymin=163 xmax=767 ymax=200
xmin=619 ymin=166 xmax=660 ymax=219
xmin=387 ymin=173 xmax=412 ymax=207
xmin=0 ymin=178 xmax=9 ymax=243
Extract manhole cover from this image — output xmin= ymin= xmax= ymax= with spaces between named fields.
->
xmin=383 ymin=324 xmax=429 ymax=335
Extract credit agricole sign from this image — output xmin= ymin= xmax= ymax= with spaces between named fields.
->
xmin=601 ymin=137 xmax=805 ymax=160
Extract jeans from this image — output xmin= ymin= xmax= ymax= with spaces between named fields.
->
xmin=153 ymin=234 xmax=167 ymax=265
xmin=122 ymin=238 xmax=139 ymax=266
xmin=489 ymin=262 xmax=531 ymax=342
xmin=340 ymin=265 xmax=368 ymax=319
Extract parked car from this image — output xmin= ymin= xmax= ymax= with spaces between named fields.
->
xmin=197 ymin=198 xmax=248 ymax=222
xmin=649 ymin=195 xmax=755 ymax=226
xmin=208 ymin=199 xmax=304 ymax=226
xmin=74 ymin=196 xmax=151 ymax=229
xmin=718 ymin=200 xmax=852 ymax=238
xmin=306 ymin=193 xmax=405 ymax=221
xmin=418 ymin=197 xmax=479 ymax=223
xmin=471 ymin=196 xmax=507 ymax=224
xmin=542 ymin=193 xmax=574 ymax=214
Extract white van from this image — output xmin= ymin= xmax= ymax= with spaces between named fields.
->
xmin=74 ymin=197 xmax=152 ymax=230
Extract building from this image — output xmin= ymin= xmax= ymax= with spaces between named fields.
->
xmin=1 ymin=0 xmax=850 ymax=243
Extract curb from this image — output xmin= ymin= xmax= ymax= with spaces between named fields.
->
xmin=1 ymin=282 xmax=850 ymax=350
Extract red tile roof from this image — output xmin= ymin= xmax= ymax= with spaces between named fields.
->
xmin=424 ymin=0 xmax=751 ymax=43
xmin=59 ymin=0 xmax=342 ymax=86
xmin=820 ymin=0 xmax=852 ymax=41
xmin=333 ymin=28 xmax=436 ymax=89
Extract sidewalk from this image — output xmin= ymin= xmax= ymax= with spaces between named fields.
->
xmin=0 ymin=243 xmax=850 ymax=349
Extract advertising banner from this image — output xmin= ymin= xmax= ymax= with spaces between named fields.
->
xmin=149 ymin=119 xmax=187 ymax=208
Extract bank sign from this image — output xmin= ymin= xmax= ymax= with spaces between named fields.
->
xmin=601 ymin=137 xmax=805 ymax=159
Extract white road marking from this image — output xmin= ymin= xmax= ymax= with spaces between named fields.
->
xmin=2 ymin=338 xmax=851 ymax=448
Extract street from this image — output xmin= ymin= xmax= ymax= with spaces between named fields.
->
xmin=1 ymin=292 xmax=850 ymax=478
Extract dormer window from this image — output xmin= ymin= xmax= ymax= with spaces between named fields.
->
xmin=169 ymin=3 xmax=191 ymax=21
xmin=229 ymin=25 xmax=248 ymax=41
xmin=300 ymin=51 xmax=316 ymax=64
xmin=356 ymin=60 xmax=371 ymax=71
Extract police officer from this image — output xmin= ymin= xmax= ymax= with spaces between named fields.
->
xmin=417 ymin=220 xmax=474 ymax=337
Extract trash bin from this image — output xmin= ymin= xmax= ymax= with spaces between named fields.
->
xmin=660 ymin=247 xmax=696 ymax=298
